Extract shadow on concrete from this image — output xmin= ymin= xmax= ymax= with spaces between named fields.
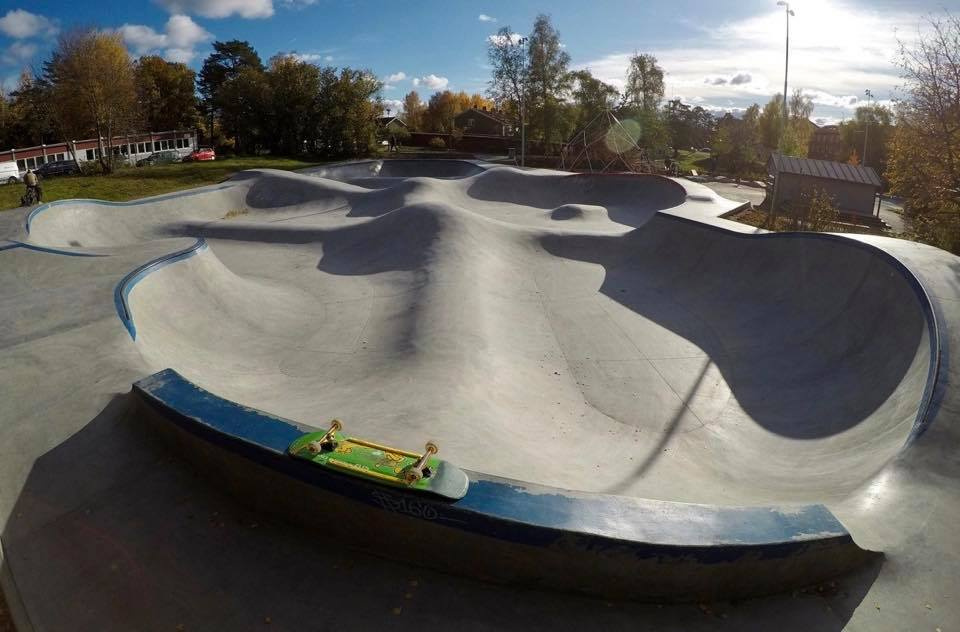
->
xmin=465 ymin=171 xmax=687 ymax=228
xmin=1 ymin=394 xmax=883 ymax=631
xmin=541 ymin=216 xmax=930 ymax=441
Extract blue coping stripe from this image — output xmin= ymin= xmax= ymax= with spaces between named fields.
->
xmin=24 ymin=184 xmax=236 ymax=234
xmin=133 ymin=368 xmax=857 ymax=560
xmin=114 ymin=239 xmax=207 ymax=340
xmin=0 ymin=241 xmax=107 ymax=257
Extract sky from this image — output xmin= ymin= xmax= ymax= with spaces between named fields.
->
xmin=0 ymin=0 xmax=954 ymax=125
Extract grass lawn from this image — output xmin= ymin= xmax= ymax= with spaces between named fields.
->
xmin=0 ymin=156 xmax=327 ymax=212
xmin=675 ymin=149 xmax=712 ymax=174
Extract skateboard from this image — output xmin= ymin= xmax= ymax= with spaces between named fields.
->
xmin=288 ymin=420 xmax=469 ymax=500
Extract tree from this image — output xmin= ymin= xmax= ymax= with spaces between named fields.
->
xmin=314 ymin=68 xmax=382 ymax=157
xmin=663 ymin=99 xmax=714 ymax=152
xmin=887 ymin=13 xmax=960 ymax=253
xmin=44 ymin=30 xmax=137 ymax=172
xmin=838 ymin=104 xmax=893 ymax=175
xmin=197 ymin=41 xmax=263 ymax=141
xmin=266 ymin=54 xmax=322 ymax=155
xmin=486 ymin=26 xmax=526 ymax=118
xmin=401 ymin=90 xmax=426 ymax=130
xmin=425 ymin=90 xmax=459 ymax=133
xmin=218 ymin=66 xmax=270 ymax=154
xmin=758 ymin=95 xmax=784 ymax=152
xmin=622 ymin=53 xmax=664 ymax=112
xmin=570 ymin=69 xmax=619 ymax=129
xmin=780 ymin=88 xmax=814 ymax=156
xmin=135 ymin=56 xmax=198 ymax=131
xmin=525 ymin=14 xmax=572 ymax=148
xmin=5 ymin=70 xmax=55 ymax=147
xmin=712 ymin=105 xmax=761 ymax=178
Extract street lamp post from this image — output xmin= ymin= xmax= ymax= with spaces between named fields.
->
xmin=777 ymin=1 xmax=795 ymax=147
xmin=514 ymin=36 xmax=528 ymax=167
xmin=862 ymin=89 xmax=873 ymax=166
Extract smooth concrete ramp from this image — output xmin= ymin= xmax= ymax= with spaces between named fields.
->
xmin=2 ymin=160 xmax=959 ymax=630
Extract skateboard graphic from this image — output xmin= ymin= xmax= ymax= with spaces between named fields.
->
xmin=288 ymin=420 xmax=469 ymax=500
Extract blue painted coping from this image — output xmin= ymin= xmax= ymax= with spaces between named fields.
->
xmin=0 ymin=240 xmax=107 ymax=257
xmin=134 ymin=368 xmax=858 ymax=560
xmin=24 ymin=184 xmax=236 ymax=234
xmin=114 ymin=239 xmax=207 ymax=340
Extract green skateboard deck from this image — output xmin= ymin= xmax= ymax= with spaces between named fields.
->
xmin=288 ymin=421 xmax=469 ymax=500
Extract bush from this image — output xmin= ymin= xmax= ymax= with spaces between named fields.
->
xmin=428 ymin=137 xmax=446 ymax=150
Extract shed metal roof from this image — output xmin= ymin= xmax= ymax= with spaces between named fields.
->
xmin=768 ymin=153 xmax=882 ymax=187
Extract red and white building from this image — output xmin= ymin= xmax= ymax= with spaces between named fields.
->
xmin=0 ymin=129 xmax=198 ymax=174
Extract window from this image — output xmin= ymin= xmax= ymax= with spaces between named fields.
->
xmin=138 ymin=143 xmax=146 ymax=154
xmin=16 ymin=160 xmax=24 ymax=171
xmin=175 ymin=139 xmax=183 ymax=148
xmin=184 ymin=138 xmax=192 ymax=148
xmin=56 ymin=153 xmax=65 ymax=161
xmin=153 ymin=142 xmax=160 ymax=151
xmin=86 ymin=149 xmax=95 ymax=160
xmin=26 ymin=157 xmax=36 ymax=169
xmin=120 ymin=145 xmax=128 ymax=155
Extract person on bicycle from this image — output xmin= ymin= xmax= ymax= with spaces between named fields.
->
xmin=23 ymin=169 xmax=42 ymax=204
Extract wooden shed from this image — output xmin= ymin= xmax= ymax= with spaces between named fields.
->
xmin=767 ymin=153 xmax=882 ymax=218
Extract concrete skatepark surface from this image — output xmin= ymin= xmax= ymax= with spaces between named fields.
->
xmin=1 ymin=159 xmax=958 ymax=630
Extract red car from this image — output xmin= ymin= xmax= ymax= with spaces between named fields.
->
xmin=184 ymin=147 xmax=216 ymax=162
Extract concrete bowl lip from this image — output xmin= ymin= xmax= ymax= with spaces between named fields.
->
xmin=18 ymin=159 xmax=946 ymax=453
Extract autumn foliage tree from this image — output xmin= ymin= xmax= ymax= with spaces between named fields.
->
xmin=134 ymin=56 xmax=198 ymax=131
xmin=887 ymin=13 xmax=960 ymax=253
xmin=401 ymin=91 xmax=426 ymax=130
xmin=44 ymin=29 xmax=137 ymax=172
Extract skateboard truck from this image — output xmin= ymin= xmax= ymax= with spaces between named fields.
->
xmin=402 ymin=441 xmax=438 ymax=484
xmin=307 ymin=419 xmax=342 ymax=454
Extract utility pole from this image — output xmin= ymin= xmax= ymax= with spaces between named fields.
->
xmin=777 ymin=2 xmax=795 ymax=149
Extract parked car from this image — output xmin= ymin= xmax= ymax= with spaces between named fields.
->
xmin=0 ymin=160 xmax=21 ymax=184
xmin=36 ymin=159 xmax=80 ymax=178
xmin=182 ymin=147 xmax=216 ymax=162
xmin=136 ymin=150 xmax=182 ymax=167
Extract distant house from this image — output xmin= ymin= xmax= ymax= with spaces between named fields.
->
xmin=376 ymin=116 xmax=408 ymax=133
xmin=767 ymin=153 xmax=882 ymax=218
xmin=808 ymin=124 xmax=843 ymax=161
xmin=453 ymin=108 xmax=515 ymax=137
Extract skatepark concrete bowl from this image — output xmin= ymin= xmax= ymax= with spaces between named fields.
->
xmin=2 ymin=159 xmax=959 ymax=630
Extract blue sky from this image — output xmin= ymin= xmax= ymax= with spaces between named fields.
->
xmin=0 ymin=0 xmax=954 ymax=124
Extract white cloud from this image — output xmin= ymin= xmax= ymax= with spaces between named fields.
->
xmin=386 ymin=71 xmax=406 ymax=83
xmin=412 ymin=74 xmax=449 ymax=90
xmin=156 ymin=0 xmax=273 ymax=19
xmin=575 ymin=0 xmax=917 ymax=120
xmin=1 ymin=41 xmax=37 ymax=66
xmin=290 ymin=52 xmax=335 ymax=63
xmin=118 ymin=14 xmax=212 ymax=63
xmin=478 ymin=14 xmax=496 ymax=22
xmin=383 ymin=99 xmax=403 ymax=115
xmin=0 ymin=9 xmax=58 ymax=39
xmin=487 ymin=32 xmax=523 ymax=46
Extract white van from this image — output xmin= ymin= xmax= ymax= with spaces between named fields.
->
xmin=0 ymin=160 xmax=20 ymax=184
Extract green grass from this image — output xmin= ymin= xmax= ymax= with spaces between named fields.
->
xmin=0 ymin=156 xmax=327 ymax=211
xmin=675 ymin=150 xmax=712 ymax=174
